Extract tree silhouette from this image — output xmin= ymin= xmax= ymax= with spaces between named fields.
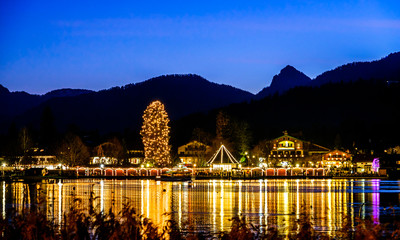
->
xmin=19 ymin=127 xmax=33 ymax=154
xmin=40 ymin=106 xmax=57 ymax=152
xmin=58 ymin=133 xmax=89 ymax=166
xmin=95 ymin=137 xmax=125 ymax=165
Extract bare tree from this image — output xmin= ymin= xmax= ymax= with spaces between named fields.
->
xmin=95 ymin=137 xmax=125 ymax=164
xmin=58 ymin=133 xmax=89 ymax=166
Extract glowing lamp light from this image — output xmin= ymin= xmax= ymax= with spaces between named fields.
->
xmin=100 ymin=164 xmax=104 ymax=169
xmin=296 ymin=164 xmax=299 ymax=167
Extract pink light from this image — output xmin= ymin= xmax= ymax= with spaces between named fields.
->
xmin=372 ymin=158 xmax=380 ymax=172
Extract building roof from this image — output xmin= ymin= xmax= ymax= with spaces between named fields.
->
xmin=325 ymin=149 xmax=352 ymax=156
xmin=308 ymin=143 xmax=331 ymax=152
xmin=269 ymin=132 xmax=330 ymax=153
xmin=269 ymin=132 xmax=303 ymax=143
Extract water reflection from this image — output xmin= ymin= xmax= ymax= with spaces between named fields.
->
xmin=372 ymin=179 xmax=380 ymax=224
xmin=1 ymin=179 xmax=400 ymax=235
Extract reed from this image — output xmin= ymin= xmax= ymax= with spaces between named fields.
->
xmin=1 ymin=202 xmax=400 ymax=240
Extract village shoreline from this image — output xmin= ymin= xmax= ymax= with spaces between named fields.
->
xmin=0 ymin=174 xmax=389 ymax=182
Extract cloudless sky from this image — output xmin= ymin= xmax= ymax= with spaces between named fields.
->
xmin=1 ymin=0 xmax=399 ymax=94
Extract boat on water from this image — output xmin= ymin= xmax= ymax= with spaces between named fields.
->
xmin=158 ymin=173 xmax=192 ymax=181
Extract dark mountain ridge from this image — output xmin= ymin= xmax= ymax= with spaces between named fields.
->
xmin=0 ymin=84 xmax=9 ymax=94
xmin=10 ymin=74 xmax=254 ymax=134
xmin=256 ymin=52 xmax=400 ymax=98
xmin=1 ymin=52 xmax=399 ymax=139
xmin=174 ymin=79 xmax=400 ymax=152
xmin=0 ymin=86 xmax=93 ymax=118
xmin=311 ymin=52 xmax=400 ymax=86
xmin=43 ymin=88 xmax=94 ymax=100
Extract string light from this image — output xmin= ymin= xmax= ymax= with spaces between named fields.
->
xmin=140 ymin=101 xmax=171 ymax=167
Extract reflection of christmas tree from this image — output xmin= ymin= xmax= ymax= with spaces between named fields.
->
xmin=140 ymin=101 xmax=171 ymax=167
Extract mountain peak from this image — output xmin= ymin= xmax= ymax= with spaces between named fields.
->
xmin=256 ymin=65 xmax=311 ymax=99
xmin=281 ymin=65 xmax=298 ymax=72
xmin=269 ymin=65 xmax=311 ymax=92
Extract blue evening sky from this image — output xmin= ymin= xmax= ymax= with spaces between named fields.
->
xmin=1 ymin=0 xmax=399 ymax=94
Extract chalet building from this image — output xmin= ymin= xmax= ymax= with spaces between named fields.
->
xmin=178 ymin=141 xmax=212 ymax=166
xmin=127 ymin=150 xmax=144 ymax=165
xmin=353 ymin=154 xmax=376 ymax=174
xmin=267 ymin=131 xmax=330 ymax=167
xmin=322 ymin=150 xmax=352 ymax=168
xmin=19 ymin=148 xmax=57 ymax=166
xmin=91 ymin=150 xmax=144 ymax=166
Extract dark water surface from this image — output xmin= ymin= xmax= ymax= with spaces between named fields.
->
xmin=2 ymin=179 xmax=400 ymax=235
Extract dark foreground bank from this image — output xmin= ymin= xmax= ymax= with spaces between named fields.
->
xmin=2 ymin=200 xmax=400 ymax=240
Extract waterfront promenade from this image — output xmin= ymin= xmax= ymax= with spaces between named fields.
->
xmin=0 ymin=166 xmax=386 ymax=180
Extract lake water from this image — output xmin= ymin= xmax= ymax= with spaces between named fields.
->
xmin=2 ymin=179 xmax=400 ymax=235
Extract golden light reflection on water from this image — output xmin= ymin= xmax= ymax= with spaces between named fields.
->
xmin=0 ymin=179 xmax=397 ymax=235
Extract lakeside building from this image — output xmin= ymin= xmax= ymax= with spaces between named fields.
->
xmin=18 ymin=148 xmax=57 ymax=167
xmin=266 ymin=131 xmax=330 ymax=167
xmin=91 ymin=156 xmax=117 ymax=165
xmin=353 ymin=154 xmax=377 ymax=174
xmin=322 ymin=150 xmax=353 ymax=168
xmin=178 ymin=141 xmax=212 ymax=166
xmin=127 ymin=150 xmax=144 ymax=165
xmin=354 ymin=154 xmax=400 ymax=177
xmin=90 ymin=150 xmax=144 ymax=166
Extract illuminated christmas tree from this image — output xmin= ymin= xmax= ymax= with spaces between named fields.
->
xmin=140 ymin=100 xmax=171 ymax=167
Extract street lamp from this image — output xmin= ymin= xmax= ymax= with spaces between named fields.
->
xmin=2 ymin=163 xmax=6 ymax=177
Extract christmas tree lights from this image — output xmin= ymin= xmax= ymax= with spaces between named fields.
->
xmin=140 ymin=101 xmax=171 ymax=167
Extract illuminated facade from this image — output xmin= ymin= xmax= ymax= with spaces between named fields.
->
xmin=267 ymin=131 xmax=330 ymax=167
xmin=90 ymin=150 xmax=144 ymax=166
xmin=322 ymin=150 xmax=352 ymax=168
xmin=91 ymin=156 xmax=118 ymax=165
xmin=127 ymin=150 xmax=144 ymax=165
xmin=353 ymin=155 xmax=374 ymax=173
xmin=178 ymin=141 xmax=211 ymax=166
xmin=18 ymin=148 xmax=57 ymax=166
